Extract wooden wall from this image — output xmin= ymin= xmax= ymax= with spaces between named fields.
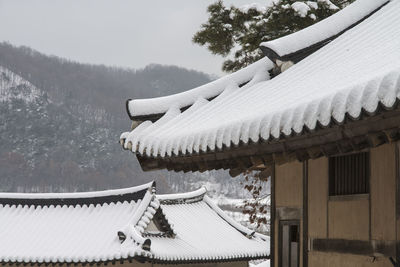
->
xmin=309 ymin=252 xmax=392 ymax=267
xmin=275 ymin=161 xmax=303 ymax=208
xmin=274 ymin=161 xmax=303 ymax=267
xmin=328 ymin=197 xmax=369 ymax=240
xmin=306 ymin=143 xmax=397 ymax=267
xmin=370 ymin=144 xmax=396 ymax=241
xmin=308 ymin=157 xmax=328 ymax=239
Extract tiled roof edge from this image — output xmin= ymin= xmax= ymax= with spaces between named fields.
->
xmin=0 ymin=254 xmax=270 ymax=265
xmin=125 ymin=58 xmax=272 ymax=120
xmin=203 ymin=195 xmax=268 ymax=240
xmin=0 ymin=182 xmax=155 ymax=207
xmin=157 ymin=187 xmax=207 ymax=205
xmin=149 ymin=253 xmax=270 ymax=264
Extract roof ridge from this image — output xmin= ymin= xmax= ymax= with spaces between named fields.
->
xmin=116 ymin=187 xmax=156 ymax=258
xmin=118 ymin=184 xmax=175 ymax=256
xmin=0 ymin=181 xmax=154 ymax=206
xmin=203 ymin=195 xmax=268 ymax=241
xmin=157 ymin=187 xmax=207 ymax=204
xmin=260 ymin=0 xmax=389 ymax=62
xmin=125 ymin=58 xmax=272 ymax=120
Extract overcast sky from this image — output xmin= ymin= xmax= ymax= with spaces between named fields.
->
xmin=0 ymin=0 xmax=263 ymax=76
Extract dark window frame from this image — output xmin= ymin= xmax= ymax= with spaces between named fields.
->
xmin=329 ymin=152 xmax=370 ymax=196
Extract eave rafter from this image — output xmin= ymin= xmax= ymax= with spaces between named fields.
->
xmin=136 ymin=108 xmax=400 ymax=175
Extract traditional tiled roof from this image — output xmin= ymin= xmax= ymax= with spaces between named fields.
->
xmin=0 ymin=183 xmax=268 ymax=264
xmin=148 ymin=188 xmax=269 ymax=263
xmin=0 ymin=182 xmax=155 ymax=264
xmin=126 ymin=57 xmax=273 ymax=121
xmin=260 ymin=0 xmax=388 ymax=62
xmin=120 ymin=0 xmax=400 ymax=161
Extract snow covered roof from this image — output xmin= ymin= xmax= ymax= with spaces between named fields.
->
xmin=147 ymin=188 xmax=268 ymax=263
xmin=260 ymin=0 xmax=389 ymax=62
xmin=126 ymin=57 xmax=273 ymax=120
xmin=0 ymin=182 xmax=154 ymax=264
xmin=0 ymin=183 xmax=268 ymax=264
xmin=120 ymin=0 xmax=400 ymax=169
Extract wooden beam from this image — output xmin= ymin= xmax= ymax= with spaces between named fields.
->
xmin=250 ymin=156 xmax=265 ymax=168
xmin=295 ymin=149 xmax=310 ymax=161
xmin=312 ymin=238 xmax=396 ymax=257
xmin=367 ymin=132 xmax=385 ymax=147
xmin=337 ymin=139 xmax=354 ymax=154
xmin=262 ymin=154 xmax=274 ymax=164
xmin=137 ymin=109 xmax=400 ymax=172
xmin=306 ymin=146 xmax=323 ymax=159
xmin=383 ymin=128 xmax=400 ymax=142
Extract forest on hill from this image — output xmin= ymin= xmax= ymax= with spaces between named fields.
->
xmin=0 ymin=42 xmax=248 ymax=195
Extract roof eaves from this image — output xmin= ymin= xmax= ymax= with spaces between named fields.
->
xmin=134 ymin=104 xmax=400 ymax=173
xmin=124 ymin=58 xmax=272 ymax=121
xmin=202 ymin=195 xmax=267 ymax=240
xmin=157 ymin=187 xmax=207 ymax=205
xmin=0 ymin=182 xmax=154 ymax=207
xmin=127 ymin=95 xmax=219 ymax=123
xmin=149 ymin=254 xmax=270 ymax=264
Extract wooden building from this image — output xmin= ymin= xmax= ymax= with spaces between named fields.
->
xmin=120 ymin=0 xmax=400 ymax=266
xmin=0 ymin=182 xmax=268 ymax=266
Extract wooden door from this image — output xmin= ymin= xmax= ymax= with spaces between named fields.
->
xmin=279 ymin=220 xmax=300 ymax=267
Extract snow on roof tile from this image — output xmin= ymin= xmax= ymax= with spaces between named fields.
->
xmin=126 ymin=57 xmax=273 ymax=119
xmin=0 ymin=184 xmax=267 ymax=263
xmin=0 ymin=183 xmax=155 ymax=264
xmin=260 ymin=0 xmax=388 ymax=60
xmin=0 ymin=182 xmax=153 ymax=206
xmin=121 ymin=0 xmax=400 ymax=159
xmin=150 ymin=190 xmax=269 ymax=262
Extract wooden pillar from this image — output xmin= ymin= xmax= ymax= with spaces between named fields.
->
xmin=271 ymin=164 xmax=276 ymax=267
xmin=303 ymin=161 xmax=308 ymax=267
xmin=396 ymin=143 xmax=400 ymax=264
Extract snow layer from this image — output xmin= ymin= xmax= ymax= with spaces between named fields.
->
xmin=260 ymin=0 xmax=387 ymax=57
xmin=149 ymin=193 xmax=269 ymax=261
xmin=157 ymin=187 xmax=206 ymax=201
xmin=291 ymin=2 xmax=311 ymax=17
xmin=239 ymin=2 xmax=273 ymax=13
xmin=127 ymin=57 xmax=272 ymax=117
xmin=0 ymin=182 xmax=153 ymax=200
xmin=0 ymin=184 xmax=268 ymax=263
xmin=0 ymin=184 xmax=155 ymax=263
xmin=0 ymin=65 xmax=41 ymax=103
xmin=0 ymin=200 xmax=144 ymax=263
xmin=122 ymin=0 xmax=400 ymax=158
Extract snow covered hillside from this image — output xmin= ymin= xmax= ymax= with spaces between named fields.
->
xmin=0 ymin=62 xmax=211 ymax=193
xmin=0 ymin=66 xmax=41 ymax=103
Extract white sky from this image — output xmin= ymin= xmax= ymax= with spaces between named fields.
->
xmin=0 ymin=0 xmax=264 ymax=76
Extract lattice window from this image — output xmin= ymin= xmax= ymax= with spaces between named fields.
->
xmin=329 ymin=152 xmax=370 ymax=196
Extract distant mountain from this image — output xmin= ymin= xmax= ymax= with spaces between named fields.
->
xmin=0 ymin=42 xmax=213 ymax=127
xmin=0 ymin=43 xmax=251 ymax=196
